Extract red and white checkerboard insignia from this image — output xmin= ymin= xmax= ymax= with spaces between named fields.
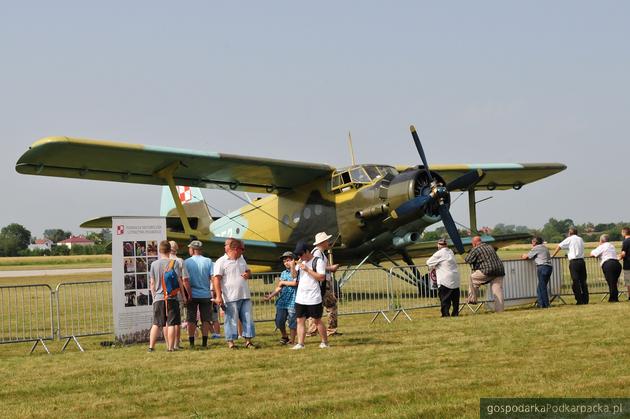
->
xmin=116 ymin=225 xmax=124 ymax=235
xmin=177 ymin=186 xmax=192 ymax=203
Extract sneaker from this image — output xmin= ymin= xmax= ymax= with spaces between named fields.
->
xmin=319 ymin=342 xmax=329 ymax=349
xmin=211 ymin=333 xmax=221 ymax=339
xmin=280 ymin=337 xmax=290 ymax=345
xmin=147 ymin=347 xmax=154 ymax=353
xmin=291 ymin=343 xmax=305 ymax=350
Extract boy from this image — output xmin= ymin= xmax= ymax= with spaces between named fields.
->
xmin=264 ymin=251 xmax=298 ymax=344
xmin=148 ymin=240 xmax=187 ymax=352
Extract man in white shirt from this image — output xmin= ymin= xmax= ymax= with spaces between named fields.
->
xmin=426 ymin=238 xmax=461 ymax=317
xmin=552 ymin=227 xmax=589 ymax=304
xmin=306 ymin=232 xmax=340 ymax=337
xmin=213 ymin=238 xmax=255 ymax=349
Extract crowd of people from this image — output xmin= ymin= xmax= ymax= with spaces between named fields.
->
xmin=147 ymin=232 xmax=341 ymax=352
xmin=147 ymin=226 xmax=630 ymax=351
xmin=425 ymin=226 xmax=630 ymax=316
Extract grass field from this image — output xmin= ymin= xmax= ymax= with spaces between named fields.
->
xmin=0 ymin=255 xmax=111 ymax=271
xmin=1 ymin=300 xmax=629 ymax=418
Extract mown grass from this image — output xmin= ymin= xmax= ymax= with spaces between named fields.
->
xmin=0 ymin=301 xmax=628 ymax=418
xmin=0 ymin=255 xmax=111 ymax=270
xmin=0 ymin=272 xmax=111 ymax=287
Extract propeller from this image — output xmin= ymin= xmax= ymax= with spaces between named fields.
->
xmin=390 ymin=125 xmax=484 ymax=253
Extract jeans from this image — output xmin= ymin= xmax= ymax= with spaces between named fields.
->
xmin=224 ymin=299 xmax=256 ymax=340
xmin=536 ymin=265 xmax=552 ymax=308
xmin=275 ymin=307 xmax=297 ymax=330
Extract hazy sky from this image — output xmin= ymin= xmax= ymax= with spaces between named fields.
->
xmin=2 ymin=1 xmax=628 ymax=238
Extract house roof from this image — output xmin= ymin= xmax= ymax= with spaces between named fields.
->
xmin=58 ymin=235 xmax=94 ymax=244
xmin=34 ymin=239 xmax=52 ymax=245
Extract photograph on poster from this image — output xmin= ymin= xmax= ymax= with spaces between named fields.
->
xmin=123 ymin=241 xmax=134 ymax=257
xmin=136 ymin=274 xmax=148 ymax=289
xmin=136 ymin=258 xmax=147 ymax=273
xmin=124 ymin=274 xmax=135 ymax=290
xmin=135 ymin=241 xmax=146 ymax=256
xmin=147 ymin=257 xmax=157 ymax=268
xmin=124 ymin=257 xmax=135 ymax=273
xmin=147 ymin=241 xmax=158 ymax=256
xmin=125 ymin=291 xmax=136 ymax=307
xmin=137 ymin=291 xmax=149 ymax=306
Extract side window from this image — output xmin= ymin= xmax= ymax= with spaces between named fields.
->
xmin=332 ymin=175 xmax=341 ymax=189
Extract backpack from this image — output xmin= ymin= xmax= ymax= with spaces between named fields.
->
xmin=311 ymin=257 xmax=327 ymax=298
xmin=161 ymin=260 xmax=180 ymax=299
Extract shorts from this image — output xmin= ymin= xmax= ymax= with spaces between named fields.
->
xmin=295 ymin=302 xmax=323 ymax=319
xmin=624 ymin=270 xmax=630 ymax=285
xmin=152 ymin=299 xmax=181 ymax=327
xmin=186 ymin=298 xmax=218 ymax=323
xmin=275 ymin=307 xmax=297 ymax=330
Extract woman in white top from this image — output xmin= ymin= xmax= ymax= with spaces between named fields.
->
xmin=590 ymin=234 xmax=622 ymax=302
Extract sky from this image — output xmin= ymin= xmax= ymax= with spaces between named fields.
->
xmin=1 ymin=1 xmax=628 ymax=238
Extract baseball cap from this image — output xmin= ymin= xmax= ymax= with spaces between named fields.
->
xmin=293 ymin=241 xmax=310 ymax=257
xmin=280 ymin=251 xmax=296 ymax=259
xmin=188 ymin=240 xmax=203 ymax=249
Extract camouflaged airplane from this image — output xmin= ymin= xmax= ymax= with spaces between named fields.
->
xmin=15 ymin=126 xmax=566 ymax=272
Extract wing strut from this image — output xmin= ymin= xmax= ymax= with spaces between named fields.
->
xmin=468 ymin=189 xmax=477 ymax=234
xmin=155 ymin=162 xmax=202 ymax=239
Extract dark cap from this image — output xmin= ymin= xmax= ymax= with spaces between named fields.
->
xmin=188 ymin=240 xmax=203 ymax=249
xmin=280 ymin=251 xmax=296 ymax=259
xmin=293 ymin=241 xmax=310 ymax=257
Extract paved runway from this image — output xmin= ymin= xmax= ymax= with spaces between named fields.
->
xmin=0 ymin=267 xmax=111 ymax=277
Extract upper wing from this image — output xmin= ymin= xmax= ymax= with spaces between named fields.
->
xmin=396 ymin=163 xmax=567 ymax=190
xmin=15 ymin=137 xmax=334 ymax=193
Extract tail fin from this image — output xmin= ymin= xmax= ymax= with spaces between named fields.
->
xmin=160 ymin=186 xmax=213 ymax=235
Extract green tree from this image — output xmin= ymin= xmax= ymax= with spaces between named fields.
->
xmin=541 ymin=218 xmax=574 ymax=243
xmin=43 ymin=228 xmax=71 ymax=243
xmin=0 ymin=223 xmax=32 ymax=256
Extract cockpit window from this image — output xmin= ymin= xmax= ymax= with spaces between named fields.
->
xmin=332 ymin=164 xmax=397 ymax=193
xmin=350 ymin=167 xmax=370 ymax=183
xmin=364 ymin=165 xmax=381 ymax=180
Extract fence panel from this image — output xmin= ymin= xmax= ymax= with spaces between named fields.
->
xmin=555 ymin=257 xmax=620 ymax=300
xmin=56 ymin=280 xmax=113 ymax=341
xmin=335 ymin=267 xmax=390 ymax=315
xmin=0 ymin=284 xmax=54 ymax=352
xmin=249 ymin=272 xmax=283 ymax=322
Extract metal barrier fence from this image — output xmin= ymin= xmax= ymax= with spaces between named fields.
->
xmin=56 ymin=280 xmax=113 ymax=352
xmin=0 ymin=257 xmax=624 ymax=353
xmin=0 ymin=284 xmax=54 ymax=354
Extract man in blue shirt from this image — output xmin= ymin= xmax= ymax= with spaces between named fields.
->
xmin=183 ymin=240 xmax=214 ymax=348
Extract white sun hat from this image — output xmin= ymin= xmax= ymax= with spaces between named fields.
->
xmin=313 ymin=232 xmax=333 ymax=246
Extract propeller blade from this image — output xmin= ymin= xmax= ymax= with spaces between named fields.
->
xmin=390 ymin=195 xmax=433 ymax=219
xmin=438 ymin=205 xmax=464 ymax=254
xmin=445 ymin=169 xmax=484 ymax=191
xmin=410 ymin=125 xmax=433 ymax=183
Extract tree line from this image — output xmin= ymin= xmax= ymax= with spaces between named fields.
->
xmin=0 ymin=218 xmax=627 ymax=257
xmin=0 ymin=224 xmax=111 ymax=256
xmin=424 ymin=218 xmax=628 ymax=243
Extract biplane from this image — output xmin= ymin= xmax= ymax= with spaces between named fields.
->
xmin=15 ymin=126 xmax=565 ymax=273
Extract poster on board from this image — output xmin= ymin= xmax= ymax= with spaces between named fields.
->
xmin=112 ymin=217 xmax=166 ymax=343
